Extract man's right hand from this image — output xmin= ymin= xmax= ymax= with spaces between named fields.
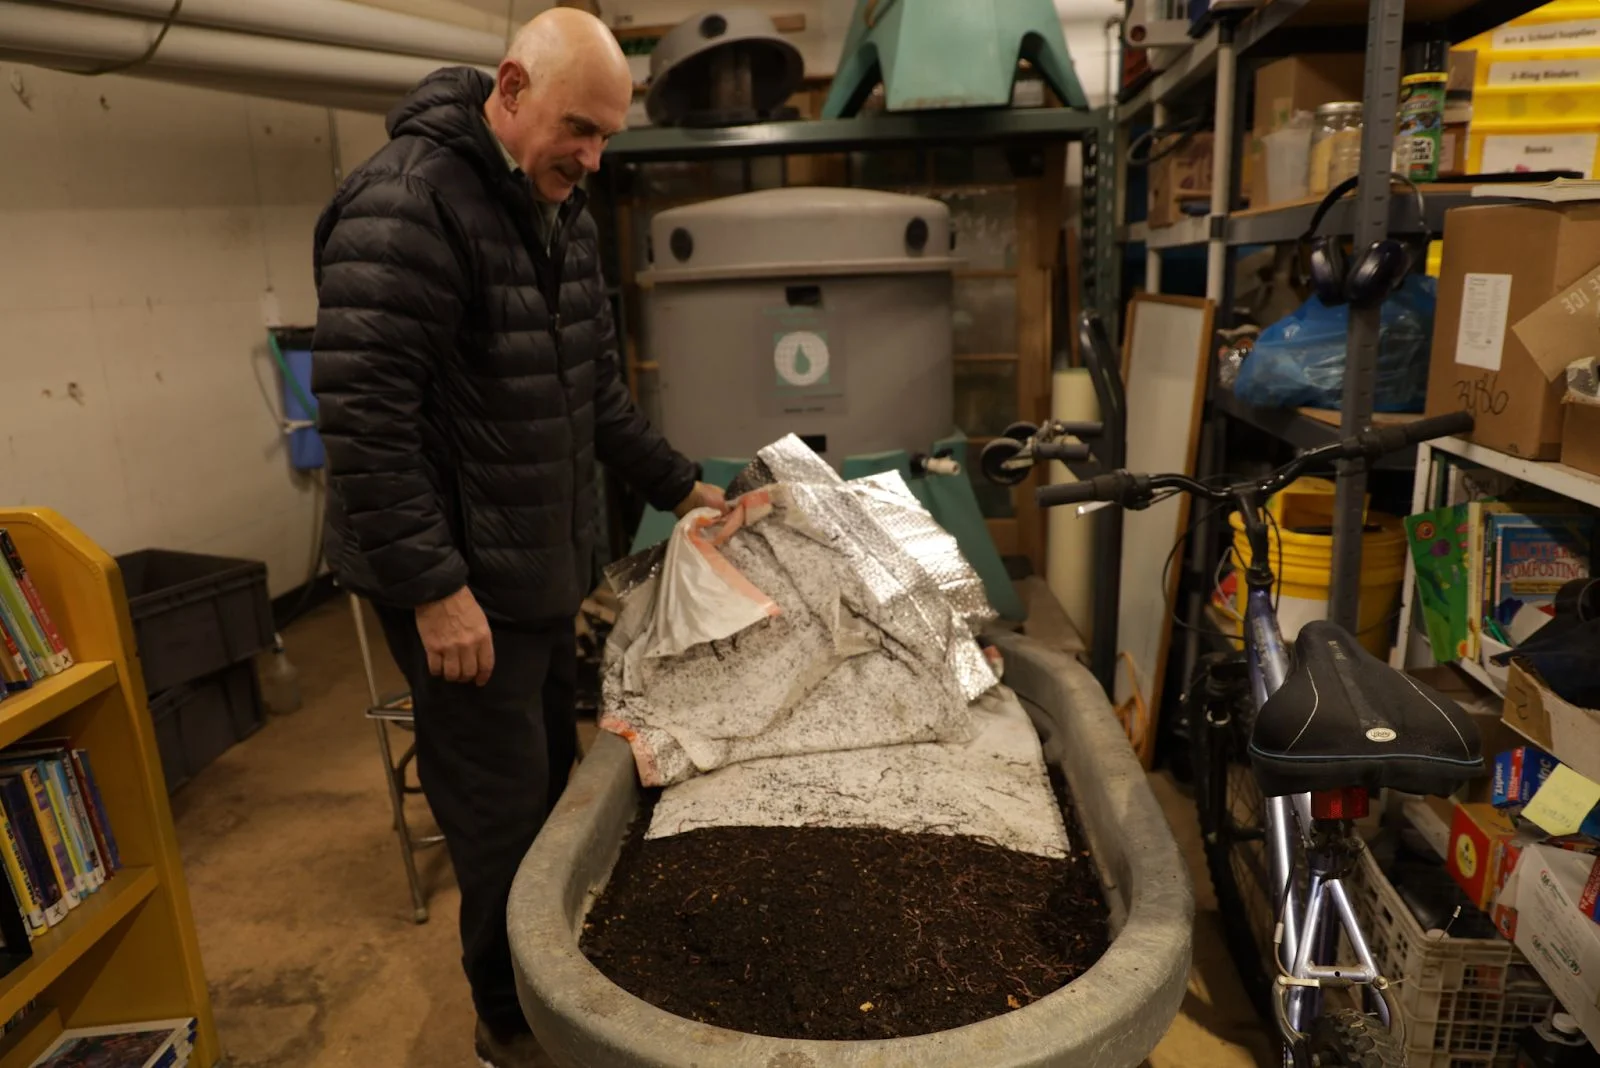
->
xmin=415 ymin=586 xmax=495 ymax=686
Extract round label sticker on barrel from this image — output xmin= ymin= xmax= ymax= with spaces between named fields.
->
xmin=774 ymin=330 xmax=830 ymax=387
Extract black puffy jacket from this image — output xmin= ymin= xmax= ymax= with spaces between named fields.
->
xmin=311 ymin=67 xmax=695 ymax=624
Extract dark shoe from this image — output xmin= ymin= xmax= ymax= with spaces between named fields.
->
xmin=475 ymin=1019 xmax=557 ymax=1068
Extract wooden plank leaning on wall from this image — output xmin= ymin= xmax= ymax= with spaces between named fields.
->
xmin=1012 ymin=143 xmax=1067 ymax=577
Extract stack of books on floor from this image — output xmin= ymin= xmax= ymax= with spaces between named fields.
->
xmin=0 ymin=740 xmax=120 ymax=939
xmin=29 ymin=1017 xmax=197 ymax=1067
xmin=0 ymin=528 xmax=73 ymax=700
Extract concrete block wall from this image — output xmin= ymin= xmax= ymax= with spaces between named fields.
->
xmin=0 ymin=62 xmax=358 ymax=597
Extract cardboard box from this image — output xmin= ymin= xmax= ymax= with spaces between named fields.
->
xmin=1494 ymin=830 xmax=1600 ymax=938
xmin=1423 ymin=203 xmax=1600 ymax=458
xmin=1411 ymin=665 xmax=1520 ymax=802
xmin=1402 ymin=793 xmax=1457 ymax=857
xmin=1564 ymin=401 xmax=1600 ymax=477
xmin=1511 ymin=844 xmax=1600 ymax=1046
xmin=1506 ymin=661 xmax=1600 ymax=785
xmin=1242 ymin=134 xmax=1264 ymax=207
xmin=1448 ymin=802 xmax=1521 ymax=909
xmin=1251 ymin=54 xmax=1365 ymax=136
xmin=1494 ymin=745 xmax=1561 ymax=807
xmin=1148 ymin=132 xmax=1213 ymax=230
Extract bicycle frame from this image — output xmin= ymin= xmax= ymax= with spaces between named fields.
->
xmin=1029 ymin=404 xmax=1474 ymax=1060
xmin=1234 ymin=498 xmax=1394 ymax=1053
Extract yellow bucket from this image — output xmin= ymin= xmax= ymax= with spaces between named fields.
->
xmin=1227 ymin=478 xmax=1408 ymax=657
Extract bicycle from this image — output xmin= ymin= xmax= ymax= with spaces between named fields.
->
xmin=983 ymin=408 xmax=1485 ymax=1067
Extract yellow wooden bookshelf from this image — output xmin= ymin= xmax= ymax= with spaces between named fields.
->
xmin=0 ymin=508 xmax=217 ymax=1066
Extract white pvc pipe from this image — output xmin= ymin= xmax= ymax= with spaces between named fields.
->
xmin=132 ymin=65 xmax=410 ymax=112
xmin=0 ymin=2 xmax=488 ymax=95
xmin=54 ymin=0 xmax=502 ymax=65
xmin=0 ymin=47 xmax=407 ymax=111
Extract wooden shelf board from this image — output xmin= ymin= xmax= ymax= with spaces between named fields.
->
xmin=1296 ymin=409 xmax=1422 ymax=429
xmin=1232 ymin=183 xmax=1475 ymax=221
xmin=1430 ymin=436 xmax=1600 ymax=510
xmin=0 ymin=867 xmax=159 ymax=1025
xmin=0 ymin=1005 xmax=63 ymax=1067
xmin=0 ymin=663 xmax=117 ymax=751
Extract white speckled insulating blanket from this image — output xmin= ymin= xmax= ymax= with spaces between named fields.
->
xmin=599 ymin=441 xmax=1067 ymax=857
xmin=647 ymin=684 xmax=1070 ymax=858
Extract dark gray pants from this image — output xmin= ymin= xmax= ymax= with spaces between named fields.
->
xmin=376 ymin=605 xmax=578 ymax=1036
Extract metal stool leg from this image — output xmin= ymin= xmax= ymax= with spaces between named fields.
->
xmin=351 ymin=594 xmax=431 ymax=924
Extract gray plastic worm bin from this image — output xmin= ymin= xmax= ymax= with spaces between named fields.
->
xmin=508 ymin=633 xmax=1194 ymax=1067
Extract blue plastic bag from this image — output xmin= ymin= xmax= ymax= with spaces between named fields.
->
xmin=1234 ymin=275 xmax=1436 ymax=412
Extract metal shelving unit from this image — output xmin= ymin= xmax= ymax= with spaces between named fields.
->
xmin=1208 ymin=391 xmax=1420 ymax=470
xmin=1139 ymin=183 xmax=1519 ymax=248
xmin=596 ymin=108 xmax=1106 ymax=161
xmin=598 ymin=107 xmax=1119 ymax=330
xmin=1117 ymin=0 xmax=1549 ymax=697
xmin=1391 ymin=439 xmax=1600 ymax=687
xmin=591 ymin=103 xmax=1120 ymax=573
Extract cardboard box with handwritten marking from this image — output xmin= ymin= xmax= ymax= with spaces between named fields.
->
xmin=1506 ymin=661 xmax=1600 ymax=784
xmin=1423 ymin=202 xmax=1600 ymax=458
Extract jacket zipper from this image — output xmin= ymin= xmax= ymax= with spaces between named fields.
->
xmin=502 ymin=176 xmax=587 ymax=544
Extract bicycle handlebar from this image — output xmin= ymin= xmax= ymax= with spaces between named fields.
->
xmin=1036 ymin=411 xmax=1475 ymax=511
xmin=1034 ymin=442 xmax=1094 ymax=463
xmin=1037 ymin=472 xmax=1149 ymax=509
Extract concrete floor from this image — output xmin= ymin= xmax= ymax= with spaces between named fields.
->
xmin=173 ymin=599 xmax=1274 ymax=1067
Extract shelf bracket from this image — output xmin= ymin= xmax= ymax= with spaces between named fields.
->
xmin=1329 ymin=0 xmax=1405 ymax=634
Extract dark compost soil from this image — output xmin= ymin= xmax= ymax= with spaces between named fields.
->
xmin=579 ymin=781 xmax=1109 ymax=1040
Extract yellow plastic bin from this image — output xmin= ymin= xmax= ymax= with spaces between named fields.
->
xmin=1460 ymin=0 xmax=1600 ymax=178
xmin=1228 ymin=478 xmax=1408 ymax=657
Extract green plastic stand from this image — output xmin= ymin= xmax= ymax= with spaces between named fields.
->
xmin=823 ymin=0 xmax=1089 ymax=118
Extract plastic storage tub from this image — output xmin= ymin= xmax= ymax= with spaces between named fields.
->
xmin=1348 ymin=846 xmax=1554 ymax=1067
xmin=508 ymin=632 xmax=1194 ymax=1068
xmin=116 ymin=549 xmax=274 ymax=694
xmin=149 ymin=660 xmax=265 ymax=793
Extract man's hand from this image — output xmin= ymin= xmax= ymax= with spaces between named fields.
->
xmin=415 ymin=586 xmax=495 ymax=685
xmin=673 ymin=481 xmax=729 ymax=518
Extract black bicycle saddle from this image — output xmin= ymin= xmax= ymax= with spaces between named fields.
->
xmin=1249 ymin=621 xmax=1484 ymax=798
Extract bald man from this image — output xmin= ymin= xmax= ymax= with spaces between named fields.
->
xmin=311 ymin=11 xmax=723 ymax=1066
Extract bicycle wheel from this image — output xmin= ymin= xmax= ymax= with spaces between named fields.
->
xmin=1305 ymin=1009 xmax=1404 ymax=1067
xmin=1189 ymin=654 xmax=1278 ymax=1024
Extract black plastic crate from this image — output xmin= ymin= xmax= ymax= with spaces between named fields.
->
xmin=149 ymin=660 xmax=264 ymax=793
xmin=116 ymin=549 xmax=273 ymax=694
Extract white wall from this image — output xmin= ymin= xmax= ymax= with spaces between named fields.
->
xmin=0 ymin=0 xmax=1115 ymax=600
xmin=0 ymin=62 xmax=345 ymax=597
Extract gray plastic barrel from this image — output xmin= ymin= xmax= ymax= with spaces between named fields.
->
xmin=508 ymin=632 xmax=1194 ymax=1067
xmin=640 ymin=188 xmax=958 ymax=468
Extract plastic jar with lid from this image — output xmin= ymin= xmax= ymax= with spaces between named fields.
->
xmin=1397 ymin=40 xmax=1449 ymax=181
xmin=1309 ymin=101 xmax=1363 ymax=196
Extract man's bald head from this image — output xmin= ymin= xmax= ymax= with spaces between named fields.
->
xmin=486 ymin=8 xmax=633 ymax=202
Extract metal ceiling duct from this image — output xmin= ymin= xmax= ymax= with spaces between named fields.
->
xmin=0 ymin=46 xmax=415 ymax=112
xmin=0 ymin=1 xmax=488 ymax=102
xmin=53 ymin=0 xmax=502 ymax=65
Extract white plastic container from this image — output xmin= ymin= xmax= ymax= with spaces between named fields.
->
xmin=1263 ymin=120 xmax=1313 ymax=205
xmin=641 ymin=188 xmax=959 ymax=467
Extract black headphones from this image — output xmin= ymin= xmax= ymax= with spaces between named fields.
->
xmin=1302 ymin=173 xmax=1430 ymax=307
